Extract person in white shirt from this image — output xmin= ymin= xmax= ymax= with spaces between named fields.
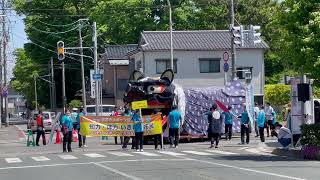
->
xmin=265 ymin=102 xmax=274 ymax=137
xmin=275 ymin=123 xmax=292 ymax=149
xmin=254 ymin=103 xmax=260 ymax=137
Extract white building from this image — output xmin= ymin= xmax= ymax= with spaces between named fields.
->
xmin=130 ymin=30 xmax=269 ymax=103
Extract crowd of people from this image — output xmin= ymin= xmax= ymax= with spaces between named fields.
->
xmin=201 ymin=102 xmax=292 ymax=149
xmin=34 ymin=102 xmax=292 ymax=152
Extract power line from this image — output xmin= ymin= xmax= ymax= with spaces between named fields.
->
xmin=30 ymin=24 xmax=80 ymax=35
xmin=35 ymin=19 xmax=80 ymax=27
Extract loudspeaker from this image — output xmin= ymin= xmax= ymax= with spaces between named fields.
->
xmin=297 ymin=83 xmax=310 ymax=102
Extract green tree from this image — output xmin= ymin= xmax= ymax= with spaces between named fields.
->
xmin=13 ymin=0 xmax=92 ymax=108
xmin=276 ymin=0 xmax=320 ymax=84
xmin=264 ymin=84 xmax=290 ymax=108
xmin=68 ymin=99 xmax=82 ymax=109
xmin=12 ymin=48 xmax=39 ymax=108
xmin=13 ymin=0 xmax=283 ymax=108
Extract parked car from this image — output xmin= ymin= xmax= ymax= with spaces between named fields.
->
xmin=27 ymin=111 xmax=56 ymax=132
xmin=86 ymin=105 xmax=115 ymax=116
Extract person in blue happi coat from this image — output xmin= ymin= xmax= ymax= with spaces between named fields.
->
xmin=132 ymin=110 xmax=144 ymax=151
xmin=222 ymin=106 xmax=236 ymax=141
xmin=61 ymin=109 xmax=73 ymax=152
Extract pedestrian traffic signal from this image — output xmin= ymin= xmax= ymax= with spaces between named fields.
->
xmin=232 ymin=25 xmax=244 ymax=47
xmin=57 ymin=41 xmax=65 ymax=61
xmin=250 ymin=25 xmax=261 ymax=45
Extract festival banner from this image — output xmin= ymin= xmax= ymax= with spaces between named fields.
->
xmin=80 ymin=114 xmax=163 ymax=137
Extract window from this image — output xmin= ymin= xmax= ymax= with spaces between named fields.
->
xmin=156 ymin=59 xmax=177 ymax=74
xmin=254 ymin=95 xmax=264 ymax=106
xmin=199 ymin=58 xmax=220 ymax=73
xmin=237 ymin=67 xmax=253 ymax=79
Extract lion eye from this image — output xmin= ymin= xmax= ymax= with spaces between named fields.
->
xmin=147 ymin=85 xmax=165 ymax=93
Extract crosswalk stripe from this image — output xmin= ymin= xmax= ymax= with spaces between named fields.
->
xmin=5 ymin=158 xmax=22 ymax=163
xmin=132 ymin=151 xmax=161 ymax=156
xmin=31 ymin=156 xmax=50 ymax=161
xmin=157 ymin=151 xmax=186 ymax=156
xmin=58 ymin=155 xmax=78 ymax=160
xmin=205 ymin=150 xmax=239 ymax=155
xmin=83 ymin=153 xmax=106 ymax=158
xmin=182 ymin=151 xmax=213 ymax=156
xmin=108 ymin=152 xmax=134 ymax=157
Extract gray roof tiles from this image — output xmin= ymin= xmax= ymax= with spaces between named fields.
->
xmin=104 ymin=44 xmax=138 ymax=59
xmin=140 ymin=30 xmax=269 ymax=51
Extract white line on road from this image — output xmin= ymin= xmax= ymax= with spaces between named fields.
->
xmin=58 ymin=155 xmax=78 ymax=160
xmin=132 ymin=152 xmax=161 ymax=156
xmin=0 ymin=158 xmax=191 ymax=170
xmin=108 ymin=152 xmax=134 ymax=157
xmin=5 ymin=158 xmax=22 ymax=163
xmin=83 ymin=153 xmax=106 ymax=158
xmin=205 ymin=150 xmax=239 ymax=155
xmin=94 ymin=163 xmax=143 ymax=180
xmin=245 ymin=148 xmax=275 ymax=156
xmin=157 ymin=151 xmax=186 ymax=156
xmin=238 ymin=147 xmax=250 ymax=150
xmin=31 ymin=156 xmax=50 ymax=161
xmin=182 ymin=151 xmax=213 ymax=156
xmin=189 ymin=158 xmax=306 ymax=180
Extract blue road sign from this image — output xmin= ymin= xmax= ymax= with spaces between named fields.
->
xmin=93 ymin=74 xmax=102 ymax=80
xmin=223 ymin=63 xmax=229 ymax=72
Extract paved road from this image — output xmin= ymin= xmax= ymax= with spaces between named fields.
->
xmin=0 ymin=126 xmax=319 ymax=180
xmin=0 ymin=141 xmax=319 ymax=180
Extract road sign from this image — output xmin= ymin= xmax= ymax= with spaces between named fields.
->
xmin=223 ymin=52 xmax=229 ymax=62
xmin=90 ymin=70 xmax=96 ymax=98
xmin=132 ymin=100 xmax=148 ymax=110
xmin=223 ymin=63 xmax=229 ymax=72
xmin=93 ymin=74 xmax=102 ymax=80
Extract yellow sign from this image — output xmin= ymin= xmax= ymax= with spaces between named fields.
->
xmin=80 ymin=114 xmax=162 ymax=137
xmin=131 ymin=100 xmax=148 ymax=110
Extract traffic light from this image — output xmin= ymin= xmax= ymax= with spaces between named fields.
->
xmin=57 ymin=41 xmax=65 ymax=61
xmin=250 ymin=25 xmax=261 ymax=45
xmin=232 ymin=25 xmax=244 ymax=47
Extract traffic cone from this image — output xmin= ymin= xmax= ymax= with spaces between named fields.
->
xmin=54 ymin=129 xmax=61 ymax=144
xmin=72 ymin=129 xmax=78 ymax=142
xmin=27 ymin=130 xmax=35 ymax=147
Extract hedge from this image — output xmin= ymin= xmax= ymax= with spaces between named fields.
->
xmin=301 ymin=124 xmax=320 ymax=160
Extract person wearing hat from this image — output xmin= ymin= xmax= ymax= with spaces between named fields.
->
xmin=168 ymin=106 xmax=182 ymax=148
xmin=204 ymin=104 xmax=222 ymax=148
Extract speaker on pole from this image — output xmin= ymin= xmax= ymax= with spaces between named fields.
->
xmin=297 ymin=83 xmax=310 ymax=102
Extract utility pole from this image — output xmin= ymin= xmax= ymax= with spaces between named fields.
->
xmin=79 ymin=21 xmax=87 ymax=111
xmin=49 ymin=62 xmax=53 ymax=110
xmin=166 ymin=0 xmax=174 ymax=70
xmin=34 ymin=75 xmax=37 ymax=111
xmin=62 ymin=62 xmax=66 ymax=112
xmin=0 ymin=15 xmax=2 ymax=128
xmin=93 ymin=22 xmax=99 ymax=116
xmin=2 ymin=0 xmax=8 ymax=126
xmin=50 ymin=57 xmax=56 ymax=110
xmin=230 ymin=0 xmax=237 ymax=80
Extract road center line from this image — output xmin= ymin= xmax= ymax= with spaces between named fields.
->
xmin=189 ymin=158 xmax=306 ymax=180
xmin=94 ymin=163 xmax=143 ymax=180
